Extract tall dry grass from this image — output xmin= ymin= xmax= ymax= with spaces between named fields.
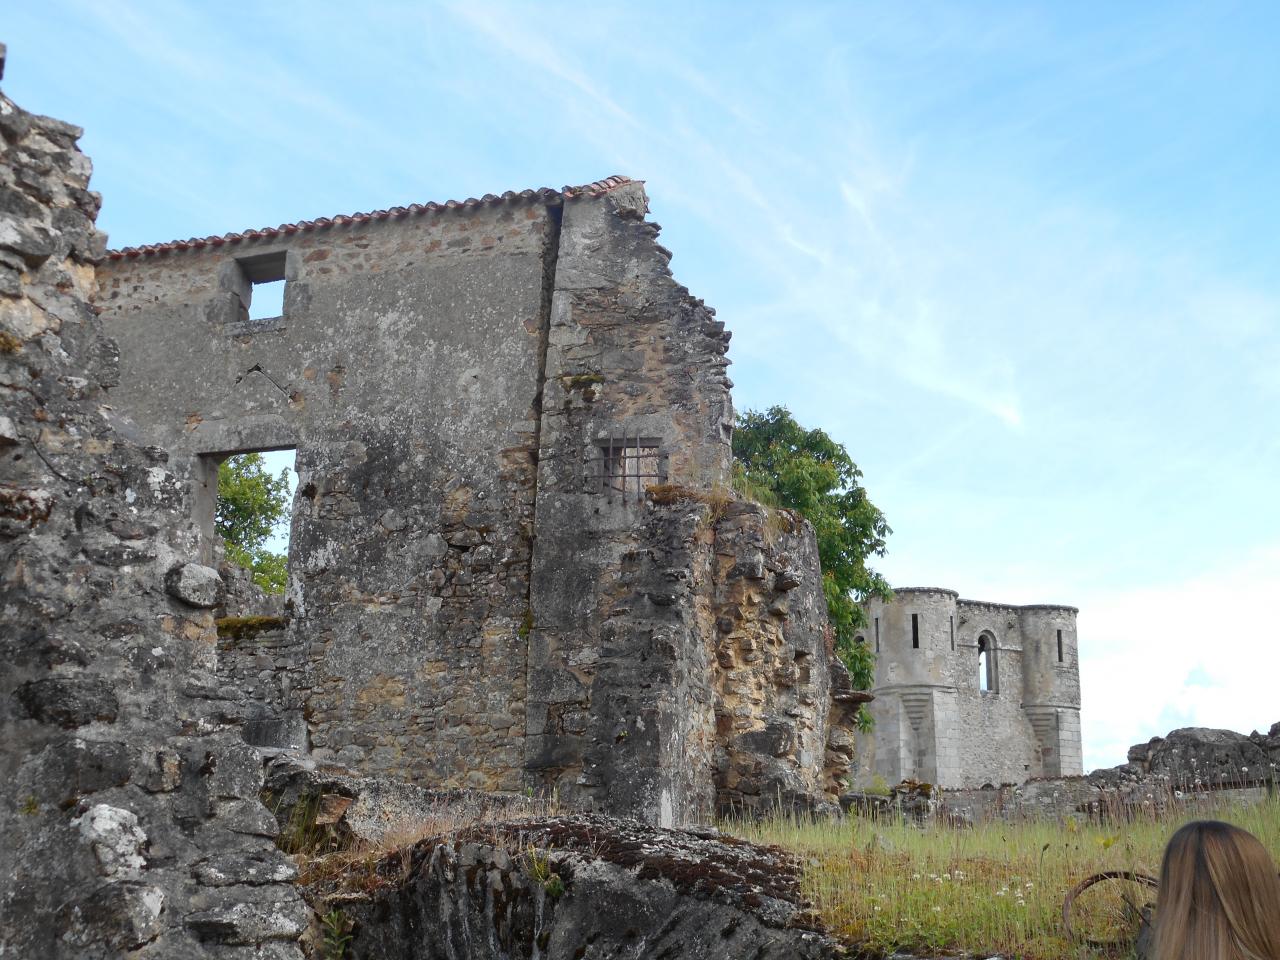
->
xmin=726 ymin=790 xmax=1280 ymax=959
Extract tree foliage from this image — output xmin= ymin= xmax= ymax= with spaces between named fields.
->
xmin=216 ymin=453 xmax=291 ymax=594
xmin=732 ymin=406 xmax=891 ymax=697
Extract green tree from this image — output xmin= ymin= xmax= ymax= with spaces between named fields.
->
xmin=732 ymin=406 xmax=891 ymax=705
xmin=216 ymin=453 xmax=291 ymax=594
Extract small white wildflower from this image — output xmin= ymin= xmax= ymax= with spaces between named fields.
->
xmin=873 ymin=904 xmax=881 ymax=912
xmin=912 ymin=873 xmax=921 ymax=880
xmin=1242 ymin=766 xmax=1249 ymax=773
xmin=932 ymin=906 xmax=942 ymax=913
xmin=942 ymin=872 xmax=952 ymax=880
xmin=996 ymin=889 xmax=1006 ymax=897
xmin=1025 ymin=882 xmax=1034 ymax=890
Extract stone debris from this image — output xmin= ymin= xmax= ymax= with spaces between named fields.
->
xmin=335 ymin=814 xmax=846 ymax=960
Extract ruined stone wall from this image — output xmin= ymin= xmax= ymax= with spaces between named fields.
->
xmin=100 ymin=196 xmax=559 ymax=790
xmin=0 ymin=56 xmax=304 ymax=957
xmin=709 ymin=502 xmax=848 ymax=816
xmin=859 ymin=589 xmax=1082 ymax=789
xmin=522 ymin=182 xmax=737 ymax=823
xmin=95 ymin=174 xmax=852 ymax=824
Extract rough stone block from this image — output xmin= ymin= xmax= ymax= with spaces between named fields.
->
xmin=165 ymin=561 xmax=226 ymax=608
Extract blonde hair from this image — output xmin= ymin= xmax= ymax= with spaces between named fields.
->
xmin=1151 ymin=820 xmax=1280 ymax=960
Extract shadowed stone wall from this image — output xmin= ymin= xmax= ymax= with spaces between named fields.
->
xmin=0 ymin=51 xmax=305 ymax=958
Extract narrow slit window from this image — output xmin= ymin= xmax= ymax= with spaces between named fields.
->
xmin=1057 ymin=629 xmax=1064 ymax=663
xmin=589 ymin=436 xmax=664 ymax=500
xmin=978 ymin=635 xmax=997 ymax=692
xmin=874 ymin=616 xmax=880 ymax=653
xmin=911 ymin=613 xmax=920 ymax=649
xmin=950 ymin=615 xmax=955 ymax=651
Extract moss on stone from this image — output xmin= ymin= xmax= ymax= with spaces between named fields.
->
xmin=216 ymin=614 xmax=288 ymax=641
xmin=559 ymin=373 xmax=605 ymax=391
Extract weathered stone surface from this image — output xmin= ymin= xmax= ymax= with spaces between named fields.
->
xmin=17 ymin=675 xmax=119 ymax=727
xmin=262 ymin=751 xmax=536 ymax=846
xmin=938 ymin=720 xmax=1280 ymax=823
xmin=1135 ymin=726 xmax=1274 ymax=787
xmin=0 ymin=67 xmax=304 ymax=958
xmin=337 ymin=815 xmax=843 ymax=960
xmin=166 ymin=561 xmax=226 ymax=608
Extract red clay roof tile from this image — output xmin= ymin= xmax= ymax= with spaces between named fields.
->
xmin=106 ymin=175 xmax=635 ymax=260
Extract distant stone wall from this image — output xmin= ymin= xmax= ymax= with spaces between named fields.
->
xmin=0 ymin=56 xmax=304 ymax=957
xmin=938 ymin=723 xmax=1280 ymax=823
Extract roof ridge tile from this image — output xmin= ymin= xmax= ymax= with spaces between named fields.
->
xmin=107 ymin=175 xmax=635 ymax=260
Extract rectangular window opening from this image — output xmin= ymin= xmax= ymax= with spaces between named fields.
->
xmin=911 ymin=613 xmax=920 ymax=649
xmin=237 ymin=251 xmax=288 ymax=322
xmin=1057 ymin=628 xmax=1064 ymax=663
xmin=199 ymin=446 xmax=298 ymax=599
xmin=588 ymin=436 xmax=664 ymax=501
xmin=949 ymin=615 xmax=955 ymax=651
xmin=874 ymin=616 xmax=880 ymax=653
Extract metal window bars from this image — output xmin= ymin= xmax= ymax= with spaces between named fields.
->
xmin=586 ymin=436 xmax=665 ymax=501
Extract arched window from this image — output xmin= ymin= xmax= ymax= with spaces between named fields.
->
xmin=978 ymin=634 xmax=998 ymax=693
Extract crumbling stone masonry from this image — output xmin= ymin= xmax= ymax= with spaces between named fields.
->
xmin=96 ymin=167 xmax=857 ymax=822
xmin=0 ymin=50 xmax=306 ymax=957
xmin=855 ymin=588 xmax=1083 ymax=789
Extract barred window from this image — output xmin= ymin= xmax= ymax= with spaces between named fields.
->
xmin=587 ymin=437 xmax=664 ymax=499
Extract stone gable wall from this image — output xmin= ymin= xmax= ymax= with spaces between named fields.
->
xmin=100 ymin=198 xmax=557 ymax=790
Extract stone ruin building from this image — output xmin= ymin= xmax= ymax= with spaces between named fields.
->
xmin=96 ymin=172 xmax=866 ymax=827
xmin=855 ymin=587 xmax=1083 ymax=789
xmin=0 ymin=47 xmax=869 ymax=954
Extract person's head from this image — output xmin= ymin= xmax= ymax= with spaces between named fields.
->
xmin=1151 ymin=819 xmax=1280 ymax=960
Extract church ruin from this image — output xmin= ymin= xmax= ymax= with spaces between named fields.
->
xmin=855 ymin=587 xmax=1083 ymax=788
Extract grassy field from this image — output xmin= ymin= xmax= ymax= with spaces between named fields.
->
xmin=727 ymin=793 xmax=1280 ymax=959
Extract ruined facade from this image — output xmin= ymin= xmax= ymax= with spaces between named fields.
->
xmin=96 ymin=174 xmax=857 ymax=823
xmin=854 ymin=588 xmax=1083 ymax=789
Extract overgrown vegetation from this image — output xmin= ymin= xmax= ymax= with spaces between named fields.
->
xmin=216 ymin=452 xmax=291 ymax=593
xmin=272 ymin=789 xmax=561 ymax=902
xmin=727 ymin=793 xmax=1280 ymax=960
xmin=732 ymin=406 xmax=891 ymax=700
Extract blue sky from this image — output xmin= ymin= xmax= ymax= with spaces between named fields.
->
xmin=7 ymin=2 xmax=1278 ymax=770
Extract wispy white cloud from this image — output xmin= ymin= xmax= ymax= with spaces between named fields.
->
xmin=1076 ymin=545 xmax=1280 ymax=771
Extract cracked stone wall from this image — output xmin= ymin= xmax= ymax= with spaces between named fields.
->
xmin=0 ymin=51 xmax=305 ymax=958
xmin=95 ymin=173 xmax=856 ymax=823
